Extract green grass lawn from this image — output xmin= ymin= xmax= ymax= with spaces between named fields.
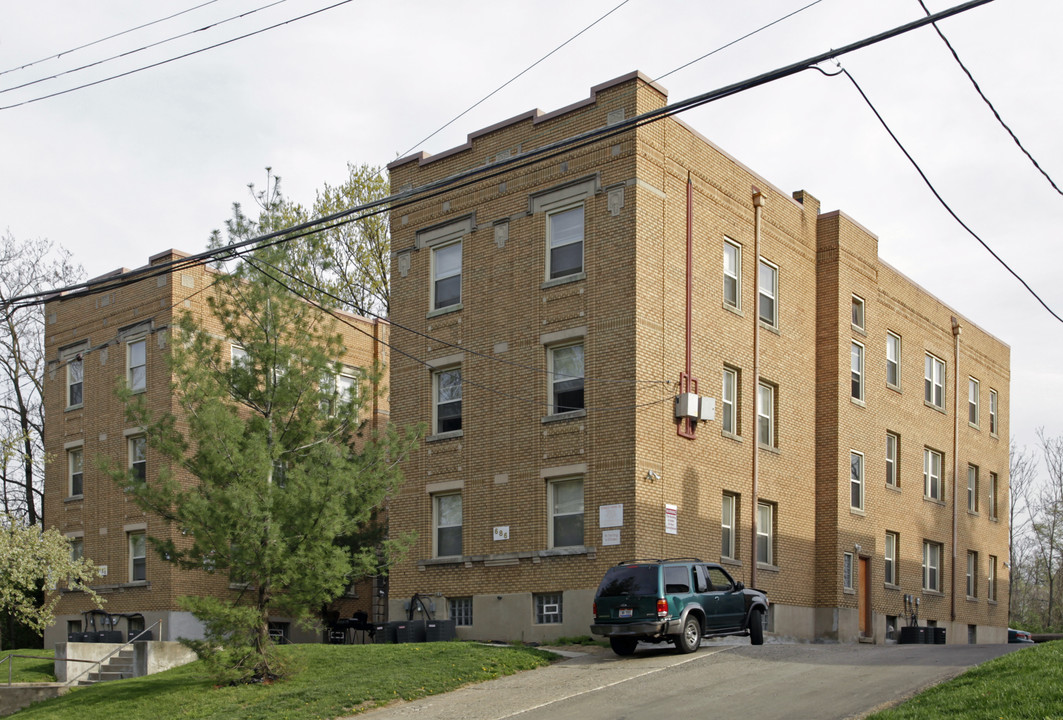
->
xmin=10 ymin=642 xmax=554 ymax=720
xmin=869 ymin=640 xmax=1062 ymax=720
xmin=0 ymin=649 xmax=56 ymax=683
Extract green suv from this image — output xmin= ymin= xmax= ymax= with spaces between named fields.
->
xmin=590 ymin=558 xmax=769 ymax=656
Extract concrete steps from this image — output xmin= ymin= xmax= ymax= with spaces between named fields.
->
xmin=77 ymin=650 xmax=135 ymax=686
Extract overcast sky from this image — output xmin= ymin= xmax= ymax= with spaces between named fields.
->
xmin=2 ymin=0 xmax=1060 ymax=466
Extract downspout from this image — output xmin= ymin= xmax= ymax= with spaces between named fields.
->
xmin=951 ymin=316 xmax=962 ymax=622
xmin=678 ymin=173 xmax=697 ymax=439
xmin=751 ymin=187 xmax=764 ymax=590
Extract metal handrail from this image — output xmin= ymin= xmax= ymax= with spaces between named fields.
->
xmin=1 ymin=653 xmax=97 ymax=686
xmin=65 ymin=619 xmax=163 ymax=686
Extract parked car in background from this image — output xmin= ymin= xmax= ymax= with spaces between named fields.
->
xmin=1008 ymin=628 xmax=1035 ymax=644
xmin=590 ymin=558 xmax=769 ymax=656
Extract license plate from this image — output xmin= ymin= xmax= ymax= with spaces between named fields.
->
xmin=618 ymin=608 xmax=633 ymax=618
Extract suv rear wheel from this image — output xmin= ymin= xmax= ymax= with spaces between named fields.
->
xmin=675 ymin=616 xmax=701 ymax=654
xmin=609 ymin=637 xmax=638 ymax=656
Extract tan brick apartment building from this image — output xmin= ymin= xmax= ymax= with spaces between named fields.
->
xmin=41 ymin=249 xmax=389 ymax=647
xmin=386 ymin=72 xmax=1010 ymax=644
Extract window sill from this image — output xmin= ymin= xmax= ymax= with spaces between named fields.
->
xmin=990 ymin=432 xmax=999 ymax=440
xmin=66 ymin=404 xmax=84 ymax=412
xmin=989 ymin=515 xmax=999 ymax=523
xmin=129 ymin=388 xmax=146 ymax=395
xmin=967 ymin=510 xmax=980 ymax=518
xmin=426 ymin=430 xmax=464 ymax=443
xmin=884 ymin=583 xmax=900 ymax=591
xmin=924 ymin=401 xmax=946 ymax=415
xmin=885 ymin=484 xmax=901 ymax=493
xmin=851 ymin=324 xmax=867 ymax=337
xmin=850 ymin=507 xmax=866 ymax=517
xmin=541 ymin=272 xmax=586 ymax=290
xmin=119 ymin=581 xmax=150 ymax=590
xmin=887 ymin=382 xmax=902 ymax=394
xmin=924 ymin=496 xmax=946 ymax=506
xmin=758 ymin=320 xmax=780 ymax=335
xmin=758 ymin=443 xmax=780 ymax=455
xmin=850 ymin=397 xmax=866 ymax=408
xmin=721 ymin=431 xmax=742 ymax=443
xmin=843 ymin=588 xmax=856 ymax=596
xmin=229 ymin=582 xmax=253 ymax=590
xmin=64 ymin=495 xmax=84 ymax=504
xmin=417 ymin=545 xmax=596 ymax=570
xmin=968 ymin=422 xmax=980 ymax=431
xmin=988 ymin=599 xmax=998 ymax=606
xmin=722 ymin=303 xmax=743 ymax=317
xmin=966 ymin=596 xmax=979 ymax=603
xmin=922 ymin=589 xmax=945 ymax=598
xmin=757 ymin=562 xmax=780 ymax=573
xmin=427 ymin=303 xmax=463 ymax=319
xmin=541 ymin=409 xmax=586 ymax=424
xmin=720 ymin=557 xmax=742 ymax=568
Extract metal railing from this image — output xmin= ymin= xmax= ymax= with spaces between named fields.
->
xmin=1 ymin=654 xmax=95 ymax=686
xmin=64 ymin=619 xmax=163 ymax=687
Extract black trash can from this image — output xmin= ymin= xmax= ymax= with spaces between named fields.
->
xmin=426 ymin=619 xmax=456 ymax=642
xmin=934 ymin=627 xmax=946 ymax=644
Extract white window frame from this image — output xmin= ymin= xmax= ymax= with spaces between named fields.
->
xmin=546 ymin=205 xmax=585 ymax=281
xmin=969 ymin=377 xmax=980 ymax=427
xmin=66 ymin=356 xmax=84 ymax=408
xmin=885 ymin=532 xmax=898 ymax=586
xmin=851 ymin=294 xmax=865 ymax=331
xmin=129 ymin=435 xmax=146 ymax=483
xmin=129 ymin=531 xmax=146 ymax=583
xmin=843 ymin=552 xmax=854 ymax=591
xmin=548 ymin=343 xmax=584 ymax=415
xmin=988 ymin=555 xmax=997 ymax=601
xmin=534 ymin=592 xmax=563 ymax=624
xmin=968 ymin=464 xmax=979 ymax=513
xmin=966 ymin=550 xmax=978 ymax=598
xmin=432 ymin=367 xmax=462 ymax=435
xmin=721 ymin=493 xmax=737 ymax=560
xmin=723 ymin=238 xmax=741 ymax=309
xmin=68 ymin=447 xmax=84 ymax=497
xmin=925 ymin=353 xmax=945 ymax=410
xmin=127 ymin=338 xmax=147 ymax=393
xmin=850 ymin=451 xmax=864 ymax=511
xmin=431 ymin=240 xmax=462 ymax=311
xmin=757 ymin=382 xmax=775 ymax=448
xmin=756 ymin=501 xmax=774 ymax=566
xmin=230 ymin=344 xmax=249 ymax=369
xmin=433 ymin=492 xmax=462 ymax=558
xmin=923 ymin=540 xmax=942 ymax=592
xmin=989 ymin=389 xmax=998 ymax=436
xmin=924 ymin=448 xmax=943 ymax=501
xmin=722 ymin=367 xmax=737 ymax=435
xmin=548 ymin=476 xmax=584 ymax=549
xmin=886 ymin=432 xmax=899 ymax=488
xmin=886 ymin=332 xmax=901 ymax=389
xmin=851 ymin=341 xmax=865 ymax=401
xmin=758 ymin=259 xmax=778 ymax=328
xmin=989 ymin=472 xmax=998 ymax=520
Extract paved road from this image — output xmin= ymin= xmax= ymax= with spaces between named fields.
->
xmin=352 ymin=640 xmax=1024 ymax=720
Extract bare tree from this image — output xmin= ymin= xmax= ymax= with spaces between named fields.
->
xmin=1009 ymin=439 xmax=1039 ymax=620
xmin=1032 ymin=428 xmax=1063 ymax=629
xmin=0 ymin=231 xmax=83 ymax=525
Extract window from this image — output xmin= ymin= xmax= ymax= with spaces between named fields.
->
xmin=547 ymin=205 xmax=584 ymax=280
xmin=966 ymin=551 xmax=978 ymax=597
xmin=433 ymin=368 xmax=462 ymax=434
xmin=67 ymin=356 xmax=84 ymax=408
xmin=925 ymin=353 xmax=945 ymax=410
xmin=885 ymin=532 xmax=899 ymax=586
xmin=434 ymin=493 xmax=462 ymax=558
xmin=69 ymin=448 xmax=84 ymax=497
xmin=989 ymin=389 xmax=998 ymax=435
xmin=756 ymin=501 xmax=774 ymax=566
xmin=70 ymin=536 xmax=84 ymax=562
xmin=924 ymin=448 xmax=943 ymax=501
xmin=432 ymin=240 xmax=462 ymax=310
xmin=129 ymin=436 xmax=146 ymax=483
xmin=967 ymin=465 xmax=979 ymax=513
xmin=989 ymin=472 xmax=998 ymax=520
xmin=549 ymin=477 xmax=584 ymax=548
xmin=851 ymin=341 xmax=865 ymax=401
xmin=969 ymin=377 xmax=980 ymax=427
xmin=923 ymin=541 xmax=942 ymax=592
xmin=449 ymin=597 xmax=472 ymax=626
xmin=723 ymin=239 xmax=741 ymax=308
xmin=336 ymin=371 xmax=358 ymax=405
xmin=757 ymin=382 xmax=775 ymax=448
xmin=721 ymin=493 xmax=737 ymax=559
xmin=758 ymin=259 xmax=778 ymax=327
xmin=231 ymin=345 xmax=249 ymax=369
xmin=534 ymin=592 xmax=563 ymax=624
xmin=988 ymin=556 xmax=997 ymax=601
xmin=850 ymin=451 xmax=864 ymax=510
xmin=886 ymin=432 xmax=899 ymax=488
xmin=851 ymin=295 xmax=865 ymax=331
xmin=127 ymin=338 xmax=146 ymax=393
xmin=549 ymin=343 xmax=584 ymax=414
xmin=129 ymin=531 xmax=146 ymax=582
xmin=722 ymin=367 xmax=738 ymax=435
xmin=886 ymin=332 xmax=901 ymax=388
xmin=843 ymin=552 xmax=854 ymax=591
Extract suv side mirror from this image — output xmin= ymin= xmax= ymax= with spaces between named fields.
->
xmin=733 ymin=581 xmax=745 ymax=592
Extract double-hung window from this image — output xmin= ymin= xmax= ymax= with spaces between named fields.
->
xmin=547 ymin=206 xmax=584 ymax=280
xmin=968 ymin=465 xmax=979 ymax=513
xmin=69 ymin=447 xmax=84 ymax=497
xmin=924 ymin=448 xmax=943 ymax=501
xmin=434 ymin=493 xmax=462 ymax=558
xmin=886 ymin=332 xmax=901 ymax=389
xmin=549 ymin=343 xmax=584 ymax=414
xmin=885 ymin=532 xmax=899 ymax=586
xmin=722 ymin=367 xmax=738 ymax=435
xmin=989 ymin=472 xmax=999 ymax=520
xmin=69 ymin=535 xmax=84 ymax=563
xmin=886 ymin=432 xmax=899 ymax=488
xmin=723 ymin=239 xmax=741 ymax=308
xmin=923 ymin=541 xmax=941 ymax=592
xmin=758 ymin=259 xmax=778 ymax=327
xmin=989 ymin=389 xmax=998 ymax=435
xmin=129 ymin=436 xmax=147 ymax=483
xmin=67 ymin=356 xmax=84 ymax=408
xmin=756 ymin=501 xmax=774 ymax=566
xmin=129 ymin=531 xmax=147 ymax=582
xmin=969 ymin=377 xmax=980 ymax=427
xmin=851 ymin=295 xmax=865 ymax=331
xmin=432 ymin=241 xmax=462 ymax=310
xmin=757 ymin=382 xmax=775 ymax=448
xmin=851 ymin=341 xmax=865 ymax=401
xmin=925 ymin=353 xmax=945 ymax=410
xmin=433 ymin=368 xmax=462 ymax=434
xmin=850 ymin=451 xmax=864 ymax=511
xmin=128 ymin=338 xmax=146 ymax=393
xmin=549 ymin=477 xmax=584 ymax=548
xmin=721 ymin=493 xmax=737 ymax=559
xmin=966 ymin=551 xmax=978 ymax=597
xmin=988 ymin=556 xmax=997 ymax=601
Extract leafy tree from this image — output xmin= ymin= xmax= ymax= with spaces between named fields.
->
xmin=0 ymin=513 xmax=101 ymax=646
xmin=115 ymin=245 xmax=418 ymax=682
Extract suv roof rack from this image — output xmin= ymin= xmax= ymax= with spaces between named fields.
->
xmin=615 ymin=557 xmax=704 ymax=566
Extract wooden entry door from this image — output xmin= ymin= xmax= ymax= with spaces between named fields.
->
xmin=858 ymin=556 xmax=871 ymax=637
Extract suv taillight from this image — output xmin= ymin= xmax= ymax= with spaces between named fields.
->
xmin=593 ymin=601 xmax=598 ymax=617
xmin=657 ymin=598 xmax=668 ymax=618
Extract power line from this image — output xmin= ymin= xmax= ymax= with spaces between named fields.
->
xmin=0 ymin=0 xmax=223 ymax=77
xmin=917 ymin=0 xmax=1063 ymax=196
xmin=834 ymin=65 xmax=1062 ymax=324
xmin=0 ymin=0 xmax=291 ymax=96
xmin=0 ymin=0 xmax=356 ymax=111
xmin=399 ymin=0 xmax=633 ymax=158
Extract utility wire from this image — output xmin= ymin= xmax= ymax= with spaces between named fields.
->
xmin=652 ymin=0 xmax=825 ymax=83
xmin=0 ymin=0 xmax=222 ymax=77
xmin=399 ymin=0 xmax=633 ymax=158
xmin=3 ymin=0 xmax=999 ymax=310
xmin=835 ymin=65 xmax=1062 ymax=324
xmin=1 ymin=0 xmax=291 ymax=96
xmin=917 ymin=0 xmax=1063 ymax=196
xmin=0 ymin=0 xmax=356 ymax=111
